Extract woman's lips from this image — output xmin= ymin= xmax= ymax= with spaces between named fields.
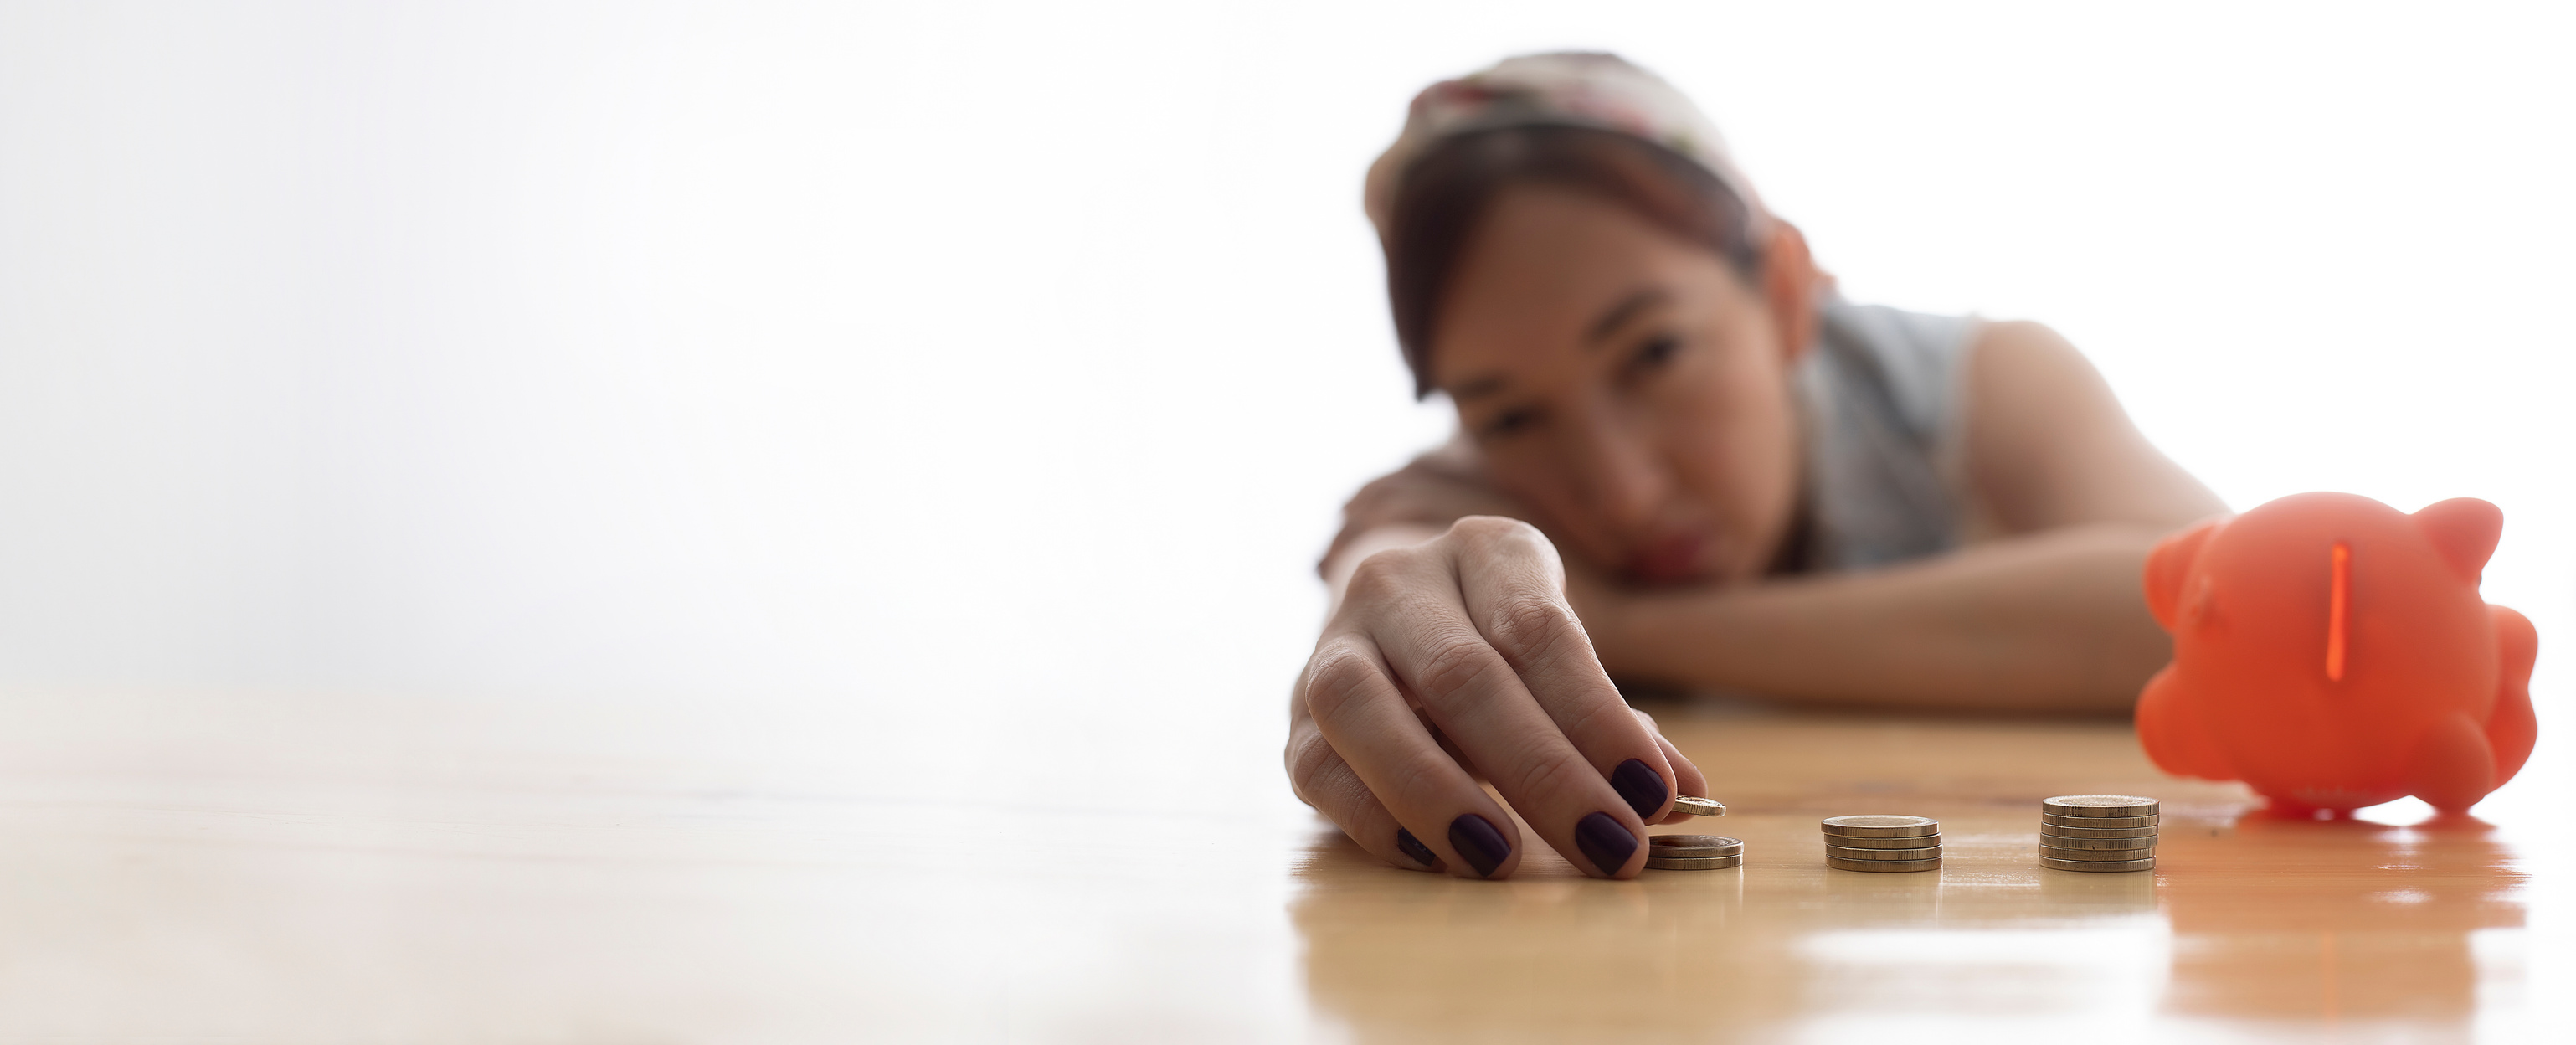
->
xmin=1627 ymin=533 xmax=1708 ymax=586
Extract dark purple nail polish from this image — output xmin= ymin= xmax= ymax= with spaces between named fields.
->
xmin=1447 ymin=814 xmax=1509 ymax=878
xmin=1610 ymin=759 xmax=1668 ymax=819
xmin=1574 ymin=811 xmax=1638 ymax=876
xmin=1395 ymin=828 xmax=1442 ymax=870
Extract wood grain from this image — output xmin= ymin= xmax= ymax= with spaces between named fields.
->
xmin=0 ymin=689 xmax=2548 ymax=1040
xmin=1293 ymin=701 xmax=2539 ymax=1042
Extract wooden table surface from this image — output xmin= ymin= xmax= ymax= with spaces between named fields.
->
xmin=0 ymin=690 xmax=2560 ymax=1042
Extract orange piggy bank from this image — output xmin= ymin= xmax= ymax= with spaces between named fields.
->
xmin=2136 ymin=492 xmax=2538 ymax=815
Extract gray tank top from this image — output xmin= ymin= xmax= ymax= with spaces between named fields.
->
xmin=1792 ymin=297 xmax=1978 ymax=572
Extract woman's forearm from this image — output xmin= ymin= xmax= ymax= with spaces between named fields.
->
xmin=1591 ymin=524 xmax=2174 ymax=713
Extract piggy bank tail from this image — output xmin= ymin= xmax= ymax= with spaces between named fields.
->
xmin=2136 ymin=663 xmax=2235 ymax=780
xmin=2486 ymin=604 xmax=2539 ymax=787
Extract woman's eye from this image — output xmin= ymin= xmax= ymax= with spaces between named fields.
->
xmin=1482 ymin=407 xmax=1540 ymax=439
xmin=1632 ymin=334 xmax=1682 ymax=372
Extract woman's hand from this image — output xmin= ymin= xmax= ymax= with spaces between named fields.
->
xmin=1555 ymin=550 xmax=1641 ymax=670
xmin=1288 ymin=516 xmax=1709 ymax=879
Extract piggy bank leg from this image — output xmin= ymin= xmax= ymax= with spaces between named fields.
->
xmin=2486 ymin=605 xmax=2539 ymax=786
xmin=2409 ymin=713 xmax=2501 ymax=814
xmin=2135 ymin=665 xmax=2234 ymax=780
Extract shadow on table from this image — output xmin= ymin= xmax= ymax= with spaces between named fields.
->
xmin=1289 ymin=830 xmax=1785 ymax=1040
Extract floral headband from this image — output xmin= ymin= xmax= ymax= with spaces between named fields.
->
xmin=1362 ymin=52 xmax=1773 ymax=243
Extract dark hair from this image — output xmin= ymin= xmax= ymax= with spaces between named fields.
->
xmin=1382 ymin=124 xmax=1764 ymax=399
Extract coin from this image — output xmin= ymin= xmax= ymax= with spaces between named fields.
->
xmin=1648 ymin=834 xmax=1744 ymax=857
xmin=2036 ymin=834 xmax=2155 ymax=851
xmin=2042 ymin=812 xmax=2159 ymax=830
xmin=2040 ymin=855 xmax=2154 ymax=873
xmin=1832 ymin=833 xmax=1945 ymax=850
xmin=1645 ymin=854 xmax=1743 ymax=870
xmin=2041 ymin=795 xmax=2159 ymax=817
xmin=1672 ymin=795 xmax=1727 ymax=817
xmin=1827 ymin=844 xmax=1942 ymax=861
xmin=2039 ymin=844 xmax=2157 ymax=861
xmin=1826 ymin=856 xmax=1941 ymax=873
xmin=1820 ymin=815 xmax=1939 ymax=838
xmin=2039 ymin=823 xmax=2159 ymax=839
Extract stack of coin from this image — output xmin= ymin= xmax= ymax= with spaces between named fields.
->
xmin=1645 ymin=834 xmax=1743 ymax=870
xmin=2038 ymin=795 xmax=2157 ymax=872
xmin=1819 ymin=815 xmax=1941 ymax=873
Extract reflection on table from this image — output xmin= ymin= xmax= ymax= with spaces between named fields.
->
xmin=1290 ymin=704 xmax=2532 ymax=1042
xmin=2160 ymin=811 xmax=2522 ymax=1030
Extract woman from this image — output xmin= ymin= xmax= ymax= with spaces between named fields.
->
xmin=1288 ymin=54 xmax=2226 ymax=882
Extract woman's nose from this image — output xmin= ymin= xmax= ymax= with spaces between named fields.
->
xmin=1567 ymin=413 xmax=1668 ymax=529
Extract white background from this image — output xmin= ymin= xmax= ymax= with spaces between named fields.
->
xmin=2 ymin=1 xmax=2568 ymax=811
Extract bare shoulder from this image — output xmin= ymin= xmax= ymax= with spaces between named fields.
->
xmin=1962 ymin=320 xmax=2225 ymax=534
xmin=1965 ymin=321 xmax=2111 ymax=416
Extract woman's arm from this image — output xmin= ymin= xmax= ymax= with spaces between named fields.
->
xmin=1581 ymin=321 xmax=2227 ymax=711
xmin=1586 ymin=522 xmax=2174 ymax=711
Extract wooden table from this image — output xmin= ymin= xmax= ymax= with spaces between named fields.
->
xmin=1302 ymin=704 xmax=2552 ymax=1042
xmin=0 ymin=690 xmax=2557 ymax=1041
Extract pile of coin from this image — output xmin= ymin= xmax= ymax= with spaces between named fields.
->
xmin=1820 ymin=815 xmax=1941 ymax=873
xmin=1646 ymin=834 xmax=1743 ymax=870
xmin=1643 ymin=795 xmax=1737 ymax=870
xmin=2038 ymin=795 xmax=2157 ymax=873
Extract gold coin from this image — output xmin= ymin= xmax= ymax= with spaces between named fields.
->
xmin=1819 ymin=815 xmax=1939 ymax=838
xmin=1826 ymin=856 xmax=1941 ymax=873
xmin=2040 ymin=855 xmax=2154 ymax=873
xmin=1672 ymin=795 xmax=1727 ymax=817
xmin=2041 ymin=795 xmax=2160 ymax=817
xmin=1648 ymin=834 xmax=1742 ymax=849
xmin=1832 ymin=833 xmax=1944 ymax=849
xmin=1644 ymin=854 xmax=1743 ymax=870
xmin=2037 ymin=834 xmax=2155 ymax=851
xmin=2041 ymin=812 xmax=2158 ymax=830
xmin=2039 ymin=844 xmax=2157 ymax=861
xmin=1648 ymin=834 xmax=1744 ymax=856
xmin=1826 ymin=844 xmax=1941 ymax=861
xmin=2040 ymin=823 xmax=2158 ymax=839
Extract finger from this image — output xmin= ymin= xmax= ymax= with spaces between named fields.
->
xmin=1632 ymin=707 xmax=1708 ymax=797
xmin=1303 ymin=630 xmax=1521 ymax=879
xmin=1286 ymin=717 xmax=1444 ymax=873
xmin=1450 ymin=520 xmax=1678 ymax=824
xmin=1357 ymin=538 xmax=1644 ymax=879
xmin=1417 ymin=708 xmax=1481 ymax=782
xmin=1643 ymin=723 xmax=1710 ymax=826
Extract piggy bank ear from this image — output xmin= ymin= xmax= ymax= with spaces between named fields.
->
xmin=2144 ymin=517 xmax=2226 ymax=630
xmin=2414 ymin=497 xmax=2502 ymax=582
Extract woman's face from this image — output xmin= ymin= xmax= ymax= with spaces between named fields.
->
xmin=1428 ymin=184 xmax=1804 ymax=587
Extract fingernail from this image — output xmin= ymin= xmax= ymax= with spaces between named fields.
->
xmin=1395 ymin=828 xmax=1443 ymax=871
xmin=1447 ymin=814 xmax=1509 ymax=878
xmin=1574 ymin=811 xmax=1638 ymax=876
xmin=1610 ymin=759 xmax=1668 ymax=819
